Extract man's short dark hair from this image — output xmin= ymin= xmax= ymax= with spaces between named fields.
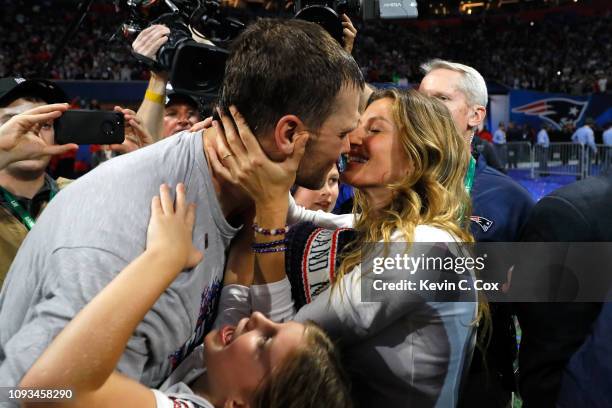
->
xmin=219 ymin=18 xmax=364 ymax=136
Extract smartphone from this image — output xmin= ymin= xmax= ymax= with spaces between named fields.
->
xmin=54 ymin=110 xmax=125 ymax=145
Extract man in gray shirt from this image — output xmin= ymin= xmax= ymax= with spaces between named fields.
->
xmin=0 ymin=18 xmax=363 ymax=389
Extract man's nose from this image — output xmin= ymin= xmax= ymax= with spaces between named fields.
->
xmin=341 ymin=133 xmax=351 ymax=154
xmin=348 ymin=126 xmax=364 ymax=146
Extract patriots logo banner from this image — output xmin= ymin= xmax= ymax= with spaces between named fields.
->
xmin=512 ymin=97 xmax=588 ymax=130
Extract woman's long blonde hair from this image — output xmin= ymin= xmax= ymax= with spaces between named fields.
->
xmin=337 ymin=88 xmax=473 ymax=276
xmin=335 ymin=88 xmax=490 ymax=338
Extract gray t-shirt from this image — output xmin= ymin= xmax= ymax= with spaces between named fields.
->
xmin=0 ymin=131 xmax=238 ymax=389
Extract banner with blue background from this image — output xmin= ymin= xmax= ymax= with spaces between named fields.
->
xmin=510 ymin=90 xmax=612 ymax=130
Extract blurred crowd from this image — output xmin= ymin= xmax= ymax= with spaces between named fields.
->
xmin=1 ymin=0 xmax=610 ymax=95
xmin=0 ymin=1 xmax=146 ymax=81
xmin=353 ymin=11 xmax=611 ymax=94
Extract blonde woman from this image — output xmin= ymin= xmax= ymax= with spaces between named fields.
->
xmin=209 ymin=88 xmax=481 ymax=407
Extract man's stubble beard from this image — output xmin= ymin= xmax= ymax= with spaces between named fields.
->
xmin=293 ymin=138 xmax=329 ymax=190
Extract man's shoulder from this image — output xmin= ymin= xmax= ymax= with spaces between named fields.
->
xmin=521 ymin=176 xmax=612 ymax=241
xmin=62 ymin=132 xmax=202 ymax=191
xmin=545 ymin=174 xmax=612 ymax=205
xmin=475 ymin=165 xmax=533 ymax=201
xmin=471 ymin=166 xmax=534 ymax=240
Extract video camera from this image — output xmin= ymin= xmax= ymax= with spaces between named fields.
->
xmin=294 ymin=0 xmax=418 ymax=45
xmin=118 ymin=0 xmax=417 ymax=96
xmin=117 ymin=0 xmax=245 ymax=97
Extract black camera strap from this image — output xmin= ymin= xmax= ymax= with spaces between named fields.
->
xmin=131 ymin=51 xmax=167 ymax=73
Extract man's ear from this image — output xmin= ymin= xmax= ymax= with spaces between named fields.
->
xmin=468 ymin=105 xmax=486 ymax=129
xmin=273 ymin=115 xmax=305 ymax=156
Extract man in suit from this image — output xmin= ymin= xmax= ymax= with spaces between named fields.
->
xmin=517 ymin=173 xmax=612 ymax=407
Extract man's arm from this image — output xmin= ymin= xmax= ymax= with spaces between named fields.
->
xmin=136 ymin=73 xmax=167 ymax=142
xmin=287 ymin=193 xmax=354 ymax=228
xmin=571 ymin=130 xmax=579 ymax=143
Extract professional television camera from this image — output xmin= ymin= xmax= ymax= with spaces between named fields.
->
xmin=117 ymin=0 xmax=245 ymax=96
xmin=294 ymin=0 xmax=417 ymax=47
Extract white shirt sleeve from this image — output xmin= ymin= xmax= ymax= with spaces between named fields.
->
xmin=212 ymin=284 xmax=250 ymax=329
xmin=212 ymin=279 xmax=297 ymax=328
xmin=287 ymin=193 xmax=354 ymax=229
xmin=250 ymin=278 xmax=296 ymax=322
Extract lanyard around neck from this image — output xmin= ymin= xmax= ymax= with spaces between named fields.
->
xmin=0 ymin=185 xmax=56 ymax=230
xmin=464 ymin=156 xmax=476 ymax=195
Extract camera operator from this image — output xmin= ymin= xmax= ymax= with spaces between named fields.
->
xmin=0 ymin=78 xmax=78 ymax=286
xmin=132 ymin=25 xmax=202 ymax=141
xmin=0 ymin=18 xmax=363 ymax=393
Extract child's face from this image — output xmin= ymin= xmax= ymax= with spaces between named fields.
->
xmin=204 ymin=312 xmax=305 ymax=402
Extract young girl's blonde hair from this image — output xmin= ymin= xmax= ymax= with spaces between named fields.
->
xmin=253 ymin=321 xmax=352 ymax=408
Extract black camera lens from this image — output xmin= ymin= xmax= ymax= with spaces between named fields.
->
xmin=101 ymin=121 xmax=115 ymax=137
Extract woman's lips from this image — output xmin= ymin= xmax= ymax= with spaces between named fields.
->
xmin=348 ymin=155 xmax=368 ymax=164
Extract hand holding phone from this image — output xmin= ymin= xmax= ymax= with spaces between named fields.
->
xmin=54 ymin=110 xmax=125 ymax=145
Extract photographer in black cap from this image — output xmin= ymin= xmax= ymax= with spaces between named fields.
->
xmin=0 ymin=78 xmax=77 ymax=284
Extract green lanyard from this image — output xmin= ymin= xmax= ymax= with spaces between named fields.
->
xmin=464 ymin=156 xmax=476 ymax=194
xmin=458 ymin=156 xmax=476 ymax=225
xmin=0 ymin=185 xmax=56 ymax=231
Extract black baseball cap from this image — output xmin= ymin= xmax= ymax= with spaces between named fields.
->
xmin=165 ymin=90 xmax=200 ymax=111
xmin=0 ymin=77 xmax=68 ymax=107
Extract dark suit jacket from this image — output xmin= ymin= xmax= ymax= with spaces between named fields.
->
xmin=517 ymin=174 xmax=612 ymax=407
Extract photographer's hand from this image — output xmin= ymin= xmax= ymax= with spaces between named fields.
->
xmin=110 ymin=106 xmax=154 ymax=154
xmin=0 ymin=104 xmax=77 ymax=170
xmin=133 ymin=25 xmax=171 ymax=142
xmin=132 ymin=24 xmax=170 ymax=70
xmin=342 ymin=14 xmax=357 ymax=54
